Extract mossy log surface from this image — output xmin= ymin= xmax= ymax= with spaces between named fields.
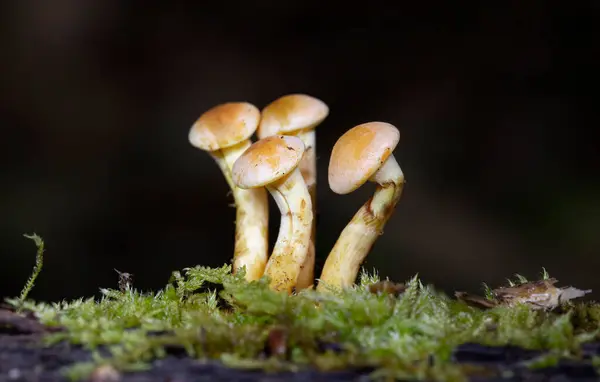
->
xmin=1 ymin=310 xmax=599 ymax=382
xmin=5 ymin=240 xmax=600 ymax=382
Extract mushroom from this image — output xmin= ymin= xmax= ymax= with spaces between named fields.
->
xmin=317 ymin=122 xmax=405 ymax=292
xmin=232 ymin=135 xmax=313 ymax=293
xmin=258 ymin=94 xmax=329 ymax=289
xmin=189 ymin=102 xmax=269 ymax=281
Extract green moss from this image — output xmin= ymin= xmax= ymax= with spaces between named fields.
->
xmin=15 ymin=233 xmax=45 ymax=309
xmin=5 ymin=236 xmax=600 ymax=381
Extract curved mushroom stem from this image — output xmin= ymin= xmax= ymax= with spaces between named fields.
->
xmin=294 ymin=129 xmax=316 ymax=290
xmin=211 ymin=140 xmax=269 ymax=281
xmin=317 ymin=155 xmax=405 ymax=292
xmin=264 ymin=169 xmax=313 ymax=293
xmin=296 ymin=129 xmax=317 ymax=196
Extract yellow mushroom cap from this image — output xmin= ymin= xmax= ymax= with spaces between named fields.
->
xmin=328 ymin=122 xmax=400 ymax=194
xmin=232 ymin=135 xmax=305 ymax=189
xmin=257 ymin=94 xmax=329 ymax=139
xmin=189 ymin=102 xmax=260 ymax=151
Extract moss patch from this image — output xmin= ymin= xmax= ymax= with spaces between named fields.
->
xmin=5 ymin=235 xmax=600 ymax=381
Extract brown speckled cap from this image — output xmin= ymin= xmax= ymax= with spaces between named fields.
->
xmin=328 ymin=122 xmax=400 ymax=194
xmin=257 ymin=94 xmax=329 ymax=139
xmin=189 ymin=102 xmax=260 ymax=151
xmin=232 ymin=135 xmax=305 ymax=189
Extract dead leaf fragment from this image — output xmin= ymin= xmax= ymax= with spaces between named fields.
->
xmin=266 ymin=326 xmax=288 ymax=358
xmin=368 ymin=280 xmax=407 ymax=297
xmin=493 ymin=278 xmax=591 ymax=310
xmin=457 ymin=277 xmax=592 ymax=311
xmin=455 ymin=292 xmax=498 ymax=309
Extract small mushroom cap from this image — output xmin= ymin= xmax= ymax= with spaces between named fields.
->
xmin=189 ymin=102 xmax=260 ymax=151
xmin=232 ymin=135 xmax=305 ymax=189
xmin=257 ymin=94 xmax=329 ymax=138
xmin=328 ymin=122 xmax=400 ymax=194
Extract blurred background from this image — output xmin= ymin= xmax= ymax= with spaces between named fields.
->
xmin=1 ymin=1 xmax=598 ymax=302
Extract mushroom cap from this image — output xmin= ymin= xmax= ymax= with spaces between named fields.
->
xmin=232 ymin=135 xmax=305 ymax=189
xmin=328 ymin=122 xmax=400 ymax=194
xmin=257 ymin=94 xmax=329 ymax=138
xmin=189 ymin=102 xmax=260 ymax=151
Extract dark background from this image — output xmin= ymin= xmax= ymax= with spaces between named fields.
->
xmin=1 ymin=2 xmax=598 ymax=302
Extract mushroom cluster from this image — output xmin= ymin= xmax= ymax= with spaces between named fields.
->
xmin=189 ymin=95 xmax=406 ymax=294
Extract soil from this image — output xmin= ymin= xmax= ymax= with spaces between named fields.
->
xmin=1 ymin=309 xmax=599 ymax=381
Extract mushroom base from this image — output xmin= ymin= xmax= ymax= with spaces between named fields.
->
xmin=296 ymin=240 xmax=315 ymax=290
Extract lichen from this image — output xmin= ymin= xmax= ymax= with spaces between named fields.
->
xmin=5 ymin=236 xmax=599 ymax=381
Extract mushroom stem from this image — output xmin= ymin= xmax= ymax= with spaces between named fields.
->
xmin=296 ymin=240 xmax=316 ymax=290
xmin=264 ymin=169 xmax=313 ymax=293
xmin=294 ymin=129 xmax=317 ymax=290
xmin=317 ymin=155 xmax=404 ymax=292
xmin=296 ymin=129 xmax=317 ymax=197
xmin=211 ymin=141 xmax=269 ymax=281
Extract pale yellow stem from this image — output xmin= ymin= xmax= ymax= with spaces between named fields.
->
xmin=212 ymin=141 xmax=269 ymax=281
xmin=317 ymin=156 xmax=405 ymax=292
xmin=264 ymin=169 xmax=313 ymax=293
xmin=294 ymin=129 xmax=316 ymax=290
xmin=296 ymin=129 xmax=316 ymax=193
xmin=296 ymin=241 xmax=315 ymax=290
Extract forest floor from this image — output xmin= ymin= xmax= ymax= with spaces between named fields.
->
xmin=1 ymin=308 xmax=599 ymax=382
